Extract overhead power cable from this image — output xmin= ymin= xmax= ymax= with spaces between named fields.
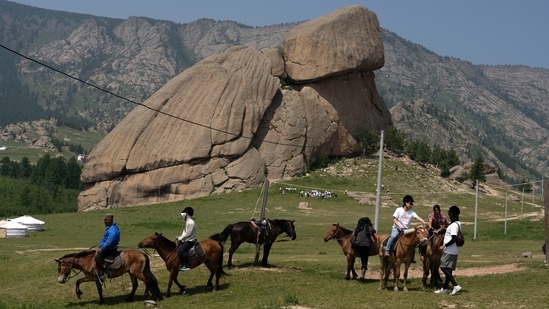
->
xmin=0 ymin=43 xmax=307 ymax=149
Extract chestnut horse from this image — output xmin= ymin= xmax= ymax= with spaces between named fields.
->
xmin=214 ymin=219 xmax=296 ymax=268
xmin=138 ymin=232 xmax=226 ymax=296
xmin=422 ymin=229 xmax=445 ymax=290
xmin=323 ymin=223 xmax=389 ymax=280
xmin=55 ymin=249 xmax=162 ymax=304
xmin=379 ymin=225 xmax=428 ymax=291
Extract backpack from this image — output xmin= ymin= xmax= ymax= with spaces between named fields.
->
xmin=351 ymin=217 xmax=373 ymax=248
xmin=456 ymin=223 xmax=465 ymax=247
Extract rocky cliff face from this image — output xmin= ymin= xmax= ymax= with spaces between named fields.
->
xmin=2 ymin=1 xmax=549 ymax=192
xmin=78 ymin=6 xmax=392 ymax=210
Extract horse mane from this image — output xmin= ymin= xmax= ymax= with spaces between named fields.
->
xmin=338 ymin=224 xmax=353 ymax=235
xmin=156 ymin=233 xmax=176 ymax=246
xmin=60 ymin=250 xmax=95 ymax=259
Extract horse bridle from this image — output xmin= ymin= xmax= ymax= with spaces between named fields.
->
xmin=285 ymin=221 xmax=296 ymax=238
xmin=140 ymin=236 xmax=178 ymax=261
xmin=58 ymin=258 xmax=82 ymax=282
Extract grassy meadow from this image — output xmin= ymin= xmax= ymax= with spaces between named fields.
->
xmin=0 ymin=157 xmax=548 ymax=308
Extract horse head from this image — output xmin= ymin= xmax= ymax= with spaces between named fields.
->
xmin=55 ymin=257 xmax=73 ymax=284
xmin=284 ymin=220 xmax=297 ymax=240
xmin=323 ymin=223 xmax=343 ymax=242
xmin=56 ymin=251 xmax=94 ymax=284
xmin=138 ymin=232 xmax=162 ymax=249
xmin=414 ymin=225 xmax=429 ymax=247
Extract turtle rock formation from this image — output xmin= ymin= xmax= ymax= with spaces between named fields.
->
xmin=78 ymin=5 xmax=392 ymax=210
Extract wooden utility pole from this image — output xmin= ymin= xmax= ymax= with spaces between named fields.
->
xmin=260 ymin=179 xmax=269 ymax=219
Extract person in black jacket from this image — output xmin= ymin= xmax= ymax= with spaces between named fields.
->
xmin=352 ymin=217 xmax=377 ymax=281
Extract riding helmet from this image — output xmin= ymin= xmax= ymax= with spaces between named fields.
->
xmin=181 ymin=207 xmax=194 ymax=217
xmin=402 ymin=195 xmax=414 ymax=204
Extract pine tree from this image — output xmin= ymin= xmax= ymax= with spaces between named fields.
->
xmin=469 ymin=154 xmax=486 ymax=185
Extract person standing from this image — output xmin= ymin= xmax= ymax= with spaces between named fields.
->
xmin=384 ymin=195 xmax=426 ymax=258
xmin=95 ymin=214 xmax=120 ymax=279
xmin=435 ymin=205 xmax=462 ymax=295
xmin=352 ymin=217 xmax=377 ymax=281
xmin=177 ymin=207 xmax=197 ymax=271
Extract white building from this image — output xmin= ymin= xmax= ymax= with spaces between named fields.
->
xmin=0 ymin=220 xmax=28 ymax=238
xmin=12 ymin=215 xmax=46 ymax=231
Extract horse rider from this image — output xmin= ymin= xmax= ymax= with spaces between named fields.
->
xmin=420 ymin=204 xmax=449 ymax=260
xmin=384 ymin=195 xmax=426 ymax=259
xmin=177 ymin=207 xmax=197 ymax=271
xmin=95 ymin=213 xmax=120 ymax=280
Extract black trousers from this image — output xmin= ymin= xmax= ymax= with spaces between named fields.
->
xmin=94 ymin=249 xmax=116 ymax=269
xmin=178 ymin=241 xmax=195 ymax=265
xmin=354 ymin=245 xmax=371 ymax=269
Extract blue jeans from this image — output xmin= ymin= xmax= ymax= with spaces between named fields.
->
xmin=385 ymin=226 xmax=401 ymax=255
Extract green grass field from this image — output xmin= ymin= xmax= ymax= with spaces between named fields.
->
xmin=1 ymin=158 xmax=548 ymax=308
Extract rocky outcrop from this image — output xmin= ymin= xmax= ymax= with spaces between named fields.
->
xmin=78 ymin=5 xmax=392 ymax=210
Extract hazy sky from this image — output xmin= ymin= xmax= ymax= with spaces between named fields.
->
xmin=9 ymin=0 xmax=549 ymax=69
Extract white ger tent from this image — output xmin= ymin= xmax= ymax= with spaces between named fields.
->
xmin=0 ymin=220 xmax=28 ymax=238
xmin=12 ymin=215 xmax=45 ymax=231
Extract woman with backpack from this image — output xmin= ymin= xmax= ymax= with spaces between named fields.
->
xmin=435 ymin=205 xmax=462 ymax=295
xmin=352 ymin=217 xmax=376 ymax=281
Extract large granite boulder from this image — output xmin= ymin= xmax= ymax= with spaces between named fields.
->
xmin=79 ymin=5 xmax=392 ymax=210
xmin=283 ymin=5 xmax=384 ymax=82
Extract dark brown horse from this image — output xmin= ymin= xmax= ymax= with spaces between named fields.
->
xmin=379 ymin=225 xmax=428 ymax=291
xmin=323 ymin=223 xmax=389 ymax=280
xmin=138 ymin=232 xmax=226 ymax=296
xmin=214 ymin=219 xmax=296 ymax=268
xmin=422 ymin=229 xmax=445 ymax=290
xmin=55 ymin=249 xmax=162 ymax=304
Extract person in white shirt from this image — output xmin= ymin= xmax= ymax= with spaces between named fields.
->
xmin=435 ymin=205 xmax=462 ymax=295
xmin=177 ymin=207 xmax=197 ymax=271
xmin=384 ymin=195 xmax=426 ymax=258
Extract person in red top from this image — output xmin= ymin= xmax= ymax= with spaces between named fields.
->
xmin=420 ymin=204 xmax=449 ymax=260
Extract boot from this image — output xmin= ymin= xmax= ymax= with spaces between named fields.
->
xmin=359 ymin=269 xmax=366 ymax=282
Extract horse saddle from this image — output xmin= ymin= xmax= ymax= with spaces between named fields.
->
xmin=187 ymin=242 xmax=205 ymax=258
xmin=104 ymin=251 xmax=123 ymax=270
xmin=382 ymin=233 xmax=403 ymax=254
xmin=251 ymin=219 xmax=271 ymax=243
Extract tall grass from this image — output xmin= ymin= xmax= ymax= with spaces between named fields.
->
xmin=0 ymin=158 xmax=547 ymax=308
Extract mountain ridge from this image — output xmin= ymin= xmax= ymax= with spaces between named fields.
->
xmin=1 ymin=1 xmax=548 ymax=183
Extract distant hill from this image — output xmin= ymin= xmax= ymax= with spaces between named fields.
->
xmin=1 ymin=1 xmax=548 ymax=183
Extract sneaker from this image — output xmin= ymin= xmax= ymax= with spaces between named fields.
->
xmin=179 ymin=265 xmax=190 ymax=271
xmin=449 ymin=285 xmax=462 ymax=295
xmin=434 ymin=288 xmax=448 ymax=294
xmin=384 ymin=253 xmax=390 ymax=258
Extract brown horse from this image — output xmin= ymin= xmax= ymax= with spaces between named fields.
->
xmin=379 ymin=225 xmax=428 ymax=291
xmin=137 ymin=232 xmax=226 ymax=296
xmin=214 ymin=219 xmax=296 ymax=268
xmin=323 ymin=223 xmax=389 ymax=280
xmin=422 ymin=229 xmax=445 ymax=290
xmin=55 ymin=249 xmax=162 ymax=304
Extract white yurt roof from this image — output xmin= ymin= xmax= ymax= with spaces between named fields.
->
xmin=12 ymin=215 xmax=45 ymax=225
xmin=0 ymin=220 xmax=28 ymax=229
xmin=12 ymin=215 xmax=45 ymax=231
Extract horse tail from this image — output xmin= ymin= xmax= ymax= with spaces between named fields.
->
xmin=210 ymin=224 xmax=234 ymax=244
xmin=142 ymin=254 xmax=162 ymax=301
xmin=216 ymin=241 xmax=228 ymax=277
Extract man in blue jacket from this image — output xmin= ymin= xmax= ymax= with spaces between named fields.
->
xmin=95 ymin=214 xmax=120 ymax=279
